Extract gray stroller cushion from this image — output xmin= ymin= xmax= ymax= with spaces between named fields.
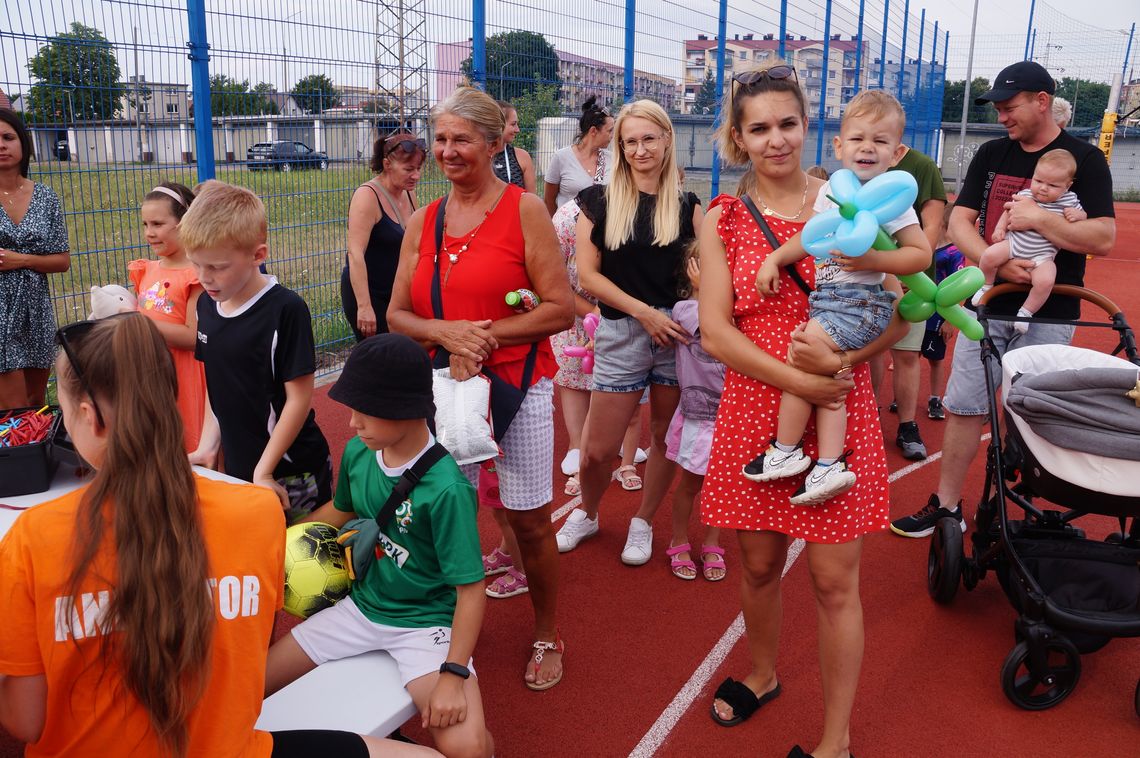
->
xmin=1007 ymin=367 xmax=1140 ymax=461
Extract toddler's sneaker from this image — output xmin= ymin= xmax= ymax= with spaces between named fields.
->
xmin=743 ymin=442 xmax=813 ymax=482
xmin=486 ymin=567 xmax=529 ymax=598
xmin=482 ymin=546 xmax=513 ymax=577
xmin=971 ymin=284 xmax=993 ymax=307
xmin=556 ymin=509 xmax=598 ymax=553
xmin=790 ymin=460 xmax=857 ymax=506
xmin=620 ymin=517 xmax=653 ymax=566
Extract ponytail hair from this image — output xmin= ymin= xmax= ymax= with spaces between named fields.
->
xmin=576 ymin=95 xmax=610 ymax=144
xmin=60 ymin=313 xmax=213 ymax=758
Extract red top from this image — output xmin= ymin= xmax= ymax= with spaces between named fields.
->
xmin=412 ymin=183 xmax=556 ymax=387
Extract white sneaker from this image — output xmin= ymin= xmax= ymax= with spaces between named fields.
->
xmin=620 ymin=517 xmax=653 ymax=565
xmin=790 ymin=462 xmax=857 ymax=506
xmin=556 ymin=509 xmax=598 ymax=552
xmin=742 ymin=444 xmax=813 ymax=482
xmin=618 ymin=445 xmax=649 ymax=464
xmin=560 ymin=448 xmax=580 ymax=477
xmin=971 ymin=284 xmax=993 ymax=307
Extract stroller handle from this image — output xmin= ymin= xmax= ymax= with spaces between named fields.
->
xmin=979 ymin=284 xmax=1123 ymax=317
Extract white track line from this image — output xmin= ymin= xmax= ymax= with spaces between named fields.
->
xmin=628 ymin=432 xmax=991 ymax=758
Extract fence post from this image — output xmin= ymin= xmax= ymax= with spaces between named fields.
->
xmin=896 ymin=0 xmax=909 ymax=103
xmin=878 ymin=0 xmax=889 ymax=89
xmin=815 ymin=0 xmax=833 ymax=167
xmin=710 ymin=0 xmax=727 ymax=197
xmin=854 ymin=0 xmax=866 ymax=96
xmin=778 ymin=0 xmax=787 ymax=59
xmin=926 ymin=20 xmax=939 ymax=156
xmin=472 ymin=0 xmax=486 ymax=90
xmin=1122 ymin=23 xmax=1135 ymax=87
xmin=624 ymin=0 xmax=636 ymax=101
xmin=186 ymin=0 xmax=215 ymax=181
xmin=1024 ymin=0 xmax=1036 ymax=61
xmin=956 ymin=0 xmax=980 ymax=193
xmin=912 ymin=9 xmax=924 ymax=149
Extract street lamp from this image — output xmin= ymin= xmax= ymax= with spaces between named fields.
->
xmin=282 ymin=10 xmax=303 ymax=93
xmin=499 ymin=60 xmax=512 ymax=98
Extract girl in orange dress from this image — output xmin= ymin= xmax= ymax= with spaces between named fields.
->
xmin=127 ymin=182 xmax=206 ymax=451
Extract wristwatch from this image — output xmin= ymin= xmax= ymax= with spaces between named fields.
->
xmin=833 ymin=351 xmax=854 ymax=380
xmin=439 ymin=661 xmax=471 ymax=679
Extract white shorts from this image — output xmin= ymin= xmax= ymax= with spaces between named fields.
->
xmin=291 ymin=596 xmax=474 ymax=687
xmin=460 ymin=378 xmax=554 ymax=510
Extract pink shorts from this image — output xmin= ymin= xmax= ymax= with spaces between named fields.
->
xmin=477 ymin=460 xmax=504 ymax=509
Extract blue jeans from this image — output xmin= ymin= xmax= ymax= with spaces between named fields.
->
xmin=592 ymin=310 xmax=679 ymax=393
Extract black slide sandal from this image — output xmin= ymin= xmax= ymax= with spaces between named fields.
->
xmin=709 ymin=677 xmax=782 ymax=727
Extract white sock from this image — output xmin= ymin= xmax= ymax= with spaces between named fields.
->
xmin=774 ymin=441 xmax=797 ymax=453
xmin=1013 ymin=307 xmax=1033 ymax=334
xmin=971 ymin=283 xmax=993 ymax=307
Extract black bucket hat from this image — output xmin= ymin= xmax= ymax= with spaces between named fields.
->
xmin=328 ymin=333 xmax=435 ymax=420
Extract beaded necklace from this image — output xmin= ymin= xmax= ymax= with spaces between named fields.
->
xmin=438 ymin=185 xmax=508 ymax=284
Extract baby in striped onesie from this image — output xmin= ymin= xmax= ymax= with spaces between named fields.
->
xmin=972 ymin=147 xmax=1086 ymax=333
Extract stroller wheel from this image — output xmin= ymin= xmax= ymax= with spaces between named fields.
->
xmin=927 ymin=517 xmax=963 ymax=604
xmin=1000 ymin=637 xmax=1082 ymax=711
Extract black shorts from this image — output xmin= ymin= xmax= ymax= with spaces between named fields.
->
xmin=921 ymin=330 xmax=947 ymax=361
xmin=271 ymin=730 xmax=368 ymax=758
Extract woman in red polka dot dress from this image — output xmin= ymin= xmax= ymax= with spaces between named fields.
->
xmin=697 ymin=64 xmax=908 ymax=758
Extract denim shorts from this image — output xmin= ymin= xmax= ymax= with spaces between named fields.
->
xmin=943 ymin=319 xmax=1075 ymax=416
xmin=592 ymin=311 xmax=679 ymax=393
xmin=808 ymin=284 xmax=896 ymax=352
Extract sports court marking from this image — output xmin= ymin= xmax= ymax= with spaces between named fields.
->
xmin=626 ymin=435 xmax=990 ymax=758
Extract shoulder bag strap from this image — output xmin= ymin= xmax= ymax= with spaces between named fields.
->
xmin=430 ymin=195 xmax=449 ymax=321
xmin=739 ymin=194 xmax=813 ymax=297
xmin=375 ymin=442 xmax=450 ymax=528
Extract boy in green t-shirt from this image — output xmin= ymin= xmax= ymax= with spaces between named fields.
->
xmin=264 ymin=334 xmax=492 ymax=758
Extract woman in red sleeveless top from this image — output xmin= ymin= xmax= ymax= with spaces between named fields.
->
xmin=697 ymin=66 xmax=907 ymax=758
xmin=388 ymin=87 xmax=574 ymax=691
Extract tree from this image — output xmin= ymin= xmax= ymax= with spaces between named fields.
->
xmin=460 ymin=31 xmax=561 ymax=102
xmin=291 ymin=74 xmax=342 ymax=115
xmin=941 ymin=77 xmax=997 ymax=124
xmin=207 ymin=75 xmax=279 ymax=117
xmin=510 ymin=83 xmax=561 ymax=154
xmin=691 ymin=69 xmax=719 ymax=115
xmin=25 ymin=22 xmax=122 ymax=122
xmin=1053 ymin=77 xmax=1110 ymax=128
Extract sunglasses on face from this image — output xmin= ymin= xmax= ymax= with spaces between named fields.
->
xmin=385 ymin=137 xmax=427 ymax=159
xmin=55 ymin=315 xmax=131 ymax=428
xmin=732 ymin=65 xmax=799 ymax=98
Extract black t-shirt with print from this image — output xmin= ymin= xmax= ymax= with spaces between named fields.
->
xmin=578 ymin=184 xmax=701 ymax=320
xmin=195 ymin=281 xmax=330 ymax=482
xmin=956 ymin=130 xmax=1114 ymax=319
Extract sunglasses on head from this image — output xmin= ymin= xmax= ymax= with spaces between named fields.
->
xmin=55 ymin=315 xmax=132 ymax=428
xmin=732 ymin=65 xmax=798 ymax=95
xmin=384 ymin=137 xmax=427 ymax=158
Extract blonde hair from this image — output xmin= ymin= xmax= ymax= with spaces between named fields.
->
xmin=1051 ymin=96 xmax=1072 ymax=128
xmin=431 ymin=86 xmax=504 ymax=144
xmin=843 ymin=89 xmax=906 ymax=137
xmin=178 ymin=180 xmax=267 ymax=253
xmin=605 ymin=99 xmax=682 ymax=249
xmin=1036 ymin=148 xmax=1077 ymax=179
xmin=806 ymin=165 xmax=830 ymax=180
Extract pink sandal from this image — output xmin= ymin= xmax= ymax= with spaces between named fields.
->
xmin=666 ymin=542 xmax=697 ymax=581
xmin=700 ymin=545 xmax=727 ymax=582
xmin=482 ymin=546 xmax=513 ymax=577
xmin=486 ymin=566 xmax=529 ymax=598
xmin=525 ymin=632 xmax=565 ymax=691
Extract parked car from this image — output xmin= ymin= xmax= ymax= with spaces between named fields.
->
xmin=246 ymin=140 xmax=329 ymax=172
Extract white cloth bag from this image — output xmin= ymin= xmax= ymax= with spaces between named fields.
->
xmin=431 ymin=369 xmax=500 ymax=465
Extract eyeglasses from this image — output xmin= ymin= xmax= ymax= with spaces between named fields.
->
xmin=384 ymin=137 xmax=427 ymax=159
xmin=620 ymin=132 xmax=668 ymax=153
xmin=55 ymin=316 xmax=127 ymax=429
xmin=732 ymin=65 xmax=799 ymax=98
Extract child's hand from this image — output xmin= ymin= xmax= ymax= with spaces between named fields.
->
xmin=253 ymin=474 xmax=290 ymax=511
xmin=188 ymin=447 xmax=218 ymax=470
xmin=832 ymin=251 xmax=878 ymax=273
xmin=992 ymin=224 xmax=1006 ymax=242
xmin=755 ymin=261 xmax=781 ymax=296
xmin=686 ymin=256 xmax=701 ymax=291
xmin=1063 ymin=207 xmax=1087 ymax=222
xmin=939 ymin=320 xmax=957 ymax=342
xmin=422 ymin=674 xmax=468 ymax=729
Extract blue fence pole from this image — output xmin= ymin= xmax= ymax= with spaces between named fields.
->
xmin=1030 ymin=28 xmax=1036 ymax=61
xmin=878 ymin=0 xmax=890 ymax=89
xmin=779 ymin=0 xmax=788 ymax=59
xmin=897 ymin=0 xmax=909 ymax=103
xmin=854 ymin=0 xmax=866 ymax=96
xmin=1122 ymin=23 xmax=1135 ymax=87
xmin=472 ymin=0 xmax=486 ymax=90
xmin=186 ymin=0 xmax=215 ymax=182
xmin=1024 ymin=0 xmax=1036 ymax=61
xmin=815 ymin=0 xmax=833 ymax=167
xmin=624 ymin=0 xmax=636 ymax=100
xmin=912 ymin=9 xmax=925 ymax=149
xmin=926 ymin=20 xmax=939 ymax=156
xmin=711 ymin=0 xmax=727 ymax=196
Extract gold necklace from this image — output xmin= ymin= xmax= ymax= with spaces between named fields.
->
xmin=439 ymin=185 xmax=508 ymax=284
xmin=0 ymin=180 xmax=27 ymax=205
xmin=754 ymin=177 xmax=809 ymax=220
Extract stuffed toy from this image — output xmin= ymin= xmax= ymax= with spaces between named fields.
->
xmin=89 ymin=285 xmax=137 ymax=319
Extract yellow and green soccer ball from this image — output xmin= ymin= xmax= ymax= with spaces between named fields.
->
xmin=283 ymin=522 xmax=351 ymax=618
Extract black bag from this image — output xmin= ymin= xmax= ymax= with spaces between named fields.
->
xmin=740 ymin=194 xmax=813 ymax=297
xmin=430 ymin=196 xmax=539 ymax=442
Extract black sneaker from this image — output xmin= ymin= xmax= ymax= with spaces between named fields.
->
xmin=927 ymin=397 xmax=945 ymax=420
xmin=890 ymin=494 xmax=966 ymax=538
xmin=895 ymin=421 xmax=927 ymax=460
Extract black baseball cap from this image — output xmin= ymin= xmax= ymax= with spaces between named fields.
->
xmin=975 ymin=61 xmax=1056 ymax=105
xmin=329 ymin=333 xmax=435 ymax=420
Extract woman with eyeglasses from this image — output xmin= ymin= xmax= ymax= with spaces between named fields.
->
xmin=542 ymin=96 xmax=614 ymax=217
xmin=341 ymin=131 xmax=426 ymax=341
xmin=0 ymin=313 xmax=437 ymax=758
xmin=492 ymin=100 xmax=537 ymax=193
xmin=697 ymin=64 xmax=903 ymax=758
xmin=554 ymin=100 xmax=703 ymax=567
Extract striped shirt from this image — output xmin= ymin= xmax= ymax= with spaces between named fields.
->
xmin=1007 ymin=189 xmax=1082 ymax=262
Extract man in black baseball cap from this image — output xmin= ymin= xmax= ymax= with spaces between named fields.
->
xmin=974 ymin=60 xmax=1055 ymax=104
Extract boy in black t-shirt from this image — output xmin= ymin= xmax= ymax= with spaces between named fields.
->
xmin=181 ymin=180 xmax=331 ymax=520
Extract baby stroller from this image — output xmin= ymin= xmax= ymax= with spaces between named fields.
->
xmin=925 ymin=284 xmax=1140 ymax=716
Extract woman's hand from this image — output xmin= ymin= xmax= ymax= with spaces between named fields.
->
xmin=449 ymin=353 xmax=482 ymax=381
xmin=634 ymin=305 xmax=690 ymax=347
xmin=755 ymin=260 xmax=781 ymax=296
xmin=0 ymin=249 xmax=25 ymax=271
xmin=356 ymin=304 xmax=378 ymax=338
xmin=786 ymin=323 xmax=843 ymax=376
xmin=798 ymin=372 xmax=854 ymax=410
xmin=436 ymin=319 xmax=498 ymax=362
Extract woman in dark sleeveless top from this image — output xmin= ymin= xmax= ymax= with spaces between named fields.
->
xmin=491 ymin=100 xmax=536 ymax=193
xmin=340 ymin=132 xmax=425 ymax=340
